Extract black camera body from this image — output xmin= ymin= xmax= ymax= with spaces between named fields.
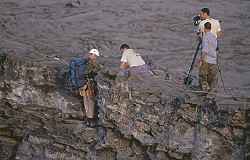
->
xmin=193 ymin=15 xmax=201 ymax=26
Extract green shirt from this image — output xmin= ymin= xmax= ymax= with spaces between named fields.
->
xmin=85 ymin=58 xmax=101 ymax=79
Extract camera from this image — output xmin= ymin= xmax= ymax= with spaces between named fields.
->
xmin=193 ymin=15 xmax=201 ymax=26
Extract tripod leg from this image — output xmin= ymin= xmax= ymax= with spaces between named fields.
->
xmin=217 ymin=50 xmax=226 ymax=94
xmin=218 ymin=65 xmax=226 ymax=93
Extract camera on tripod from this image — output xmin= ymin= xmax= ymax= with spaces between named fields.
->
xmin=193 ymin=15 xmax=201 ymax=26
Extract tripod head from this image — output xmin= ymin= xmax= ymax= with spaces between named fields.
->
xmin=193 ymin=15 xmax=201 ymax=26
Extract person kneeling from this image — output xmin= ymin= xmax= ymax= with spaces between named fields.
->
xmin=119 ymin=44 xmax=153 ymax=76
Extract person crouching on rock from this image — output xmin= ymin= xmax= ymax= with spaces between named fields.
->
xmin=79 ymin=49 xmax=101 ymax=126
xmin=119 ymin=44 xmax=153 ymax=75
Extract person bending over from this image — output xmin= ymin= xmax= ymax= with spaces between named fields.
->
xmin=119 ymin=44 xmax=153 ymax=75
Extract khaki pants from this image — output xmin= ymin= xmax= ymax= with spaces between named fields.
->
xmin=80 ymin=85 xmax=95 ymax=118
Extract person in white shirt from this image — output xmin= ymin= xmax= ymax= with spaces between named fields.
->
xmin=198 ymin=8 xmax=221 ymax=39
xmin=119 ymin=44 xmax=153 ymax=75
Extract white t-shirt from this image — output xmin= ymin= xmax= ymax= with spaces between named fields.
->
xmin=120 ymin=49 xmax=145 ymax=67
xmin=198 ymin=18 xmax=221 ymax=38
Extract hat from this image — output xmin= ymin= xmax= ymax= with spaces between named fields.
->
xmin=89 ymin=49 xmax=99 ymax=57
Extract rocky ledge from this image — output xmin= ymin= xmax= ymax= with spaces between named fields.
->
xmin=0 ymin=52 xmax=249 ymax=160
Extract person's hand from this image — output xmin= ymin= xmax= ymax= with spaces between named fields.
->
xmin=197 ymin=60 xmax=203 ymax=68
xmin=196 ymin=31 xmax=203 ymax=40
xmin=79 ymin=85 xmax=87 ymax=96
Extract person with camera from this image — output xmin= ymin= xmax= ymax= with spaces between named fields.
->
xmin=197 ymin=22 xmax=218 ymax=92
xmin=185 ymin=8 xmax=224 ymax=92
xmin=197 ymin=8 xmax=221 ymax=39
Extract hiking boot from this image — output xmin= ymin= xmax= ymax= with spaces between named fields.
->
xmin=85 ymin=118 xmax=96 ymax=127
xmin=200 ymin=81 xmax=210 ymax=92
xmin=89 ymin=118 xmax=97 ymax=127
xmin=83 ymin=118 xmax=89 ymax=125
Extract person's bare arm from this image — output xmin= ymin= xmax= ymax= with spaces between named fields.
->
xmin=119 ymin=61 xmax=126 ymax=69
xmin=197 ymin=52 xmax=206 ymax=68
xmin=217 ymin=31 xmax=221 ymax=38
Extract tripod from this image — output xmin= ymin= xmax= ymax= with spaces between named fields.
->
xmin=183 ymin=40 xmax=202 ymax=86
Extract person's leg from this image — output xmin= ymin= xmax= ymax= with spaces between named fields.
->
xmin=208 ymin=64 xmax=219 ymax=92
xmin=84 ymin=91 xmax=96 ymax=126
xmin=79 ymin=85 xmax=90 ymax=117
xmin=83 ymin=92 xmax=89 ymax=116
xmin=199 ymin=62 xmax=210 ymax=91
xmin=130 ymin=64 xmax=153 ymax=75
xmin=144 ymin=64 xmax=154 ymax=75
xmin=86 ymin=91 xmax=95 ymax=119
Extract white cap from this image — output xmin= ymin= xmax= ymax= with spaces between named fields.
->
xmin=89 ymin=49 xmax=99 ymax=57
